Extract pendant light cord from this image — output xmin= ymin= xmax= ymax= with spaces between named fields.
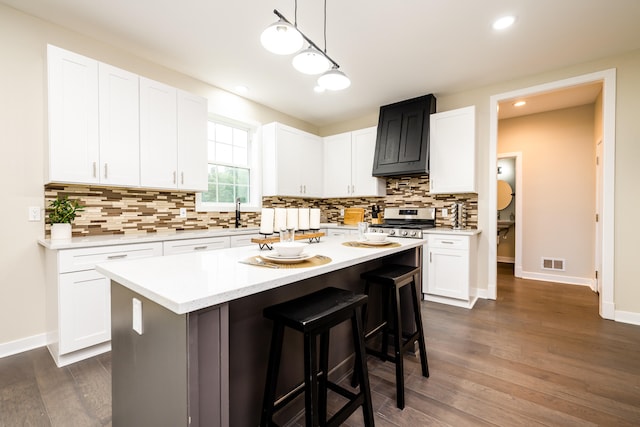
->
xmin=323 ymin=0 xmax=327 ymax=54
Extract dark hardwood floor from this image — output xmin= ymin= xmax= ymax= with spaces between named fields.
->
xmin=2 ymin=263 xmax=639 ymax=426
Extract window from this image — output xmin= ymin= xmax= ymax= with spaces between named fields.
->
xmin=196 ymin=118 xmax=261 ymax=212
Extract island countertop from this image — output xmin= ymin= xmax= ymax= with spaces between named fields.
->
xmin=96 ymin=236 xmax=424 ymax=315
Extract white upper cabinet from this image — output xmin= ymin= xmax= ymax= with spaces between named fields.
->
xmin=47 ymin=45 xmax=100 ymax=184
xmin=98 ymin=63 xmax=140 ymax=186
xmin=262 ymin=122 xmax=323 ymax=198
xmin=177 ymin=91 xmax=208 ymax=191
xmin=47 ymin=45 xmax=207 ymax=191
xmin=323 ymin=127 xmax=385 ymax=198
xmin=429 ymin=106 xmax=477 ymax=194
xmin=139 ymin=77 xmax=178 ymax=189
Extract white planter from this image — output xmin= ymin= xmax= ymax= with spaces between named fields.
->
xmin=51 ymin=223 xmax=72 ymax=240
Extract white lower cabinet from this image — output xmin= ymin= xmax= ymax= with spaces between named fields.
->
xmin=424 ymin=233 xmax=478 ymax=308
xmin=58 ymin=270 xmax=110 ymax=354
xmin=45 ymin=242 xmax=163 ymax=367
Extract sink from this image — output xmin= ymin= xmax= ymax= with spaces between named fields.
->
xmin=497 ymin=220 xmax=514 ymax=232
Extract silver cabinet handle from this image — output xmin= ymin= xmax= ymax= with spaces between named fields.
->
xmin=107 ymin=254 xmax=128 ymax=260
xmin=303 ymin=185 xmax=306 ymax=193
xmin=181 ymin=172 xmax=184 ymax=185
xmin=442 ymin=241 xmax=454 ymax=244
xmin=193 ymin=246 xmax=208 ymax=250
xmin=173 ymin=171 xmax=177 ymax=184
xmin=93 ymin=162 xmax=97 ymax=178
xmin=104 ymin=163 xmax=108 ymax=179
xmin=429 ymin=252 xmax=432 ymax=263
xmin=347 ymin=185 xmax=350 ymax=194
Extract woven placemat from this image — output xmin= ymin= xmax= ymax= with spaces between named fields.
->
xmin=240 ymin=255 xmax=332 ymax=269
xmin=342 ymin=241 xmax=401 ymax=249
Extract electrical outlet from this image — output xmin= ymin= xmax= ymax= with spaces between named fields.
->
xmin=442 ymin=208 xmax=448 ymax=217
xmin=340 ymin=209 xmax=344 ymax=217
xmin=28 ymin=206 xmax=41 ymax=222
xmin=179 ymin=208 xmax=187 ymax=218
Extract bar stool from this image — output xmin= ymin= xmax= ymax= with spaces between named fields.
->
xmin=357 ymin=264 xmax=429 ymax=409
xmin=260 ymin=287 xmax=374 ymax=427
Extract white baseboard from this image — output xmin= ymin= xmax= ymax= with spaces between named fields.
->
xmin=520 ymin=270 xmax=593 ymax=287
xmin=615 ymin=310 xmax=640 ymax=326
xmin=0 ymin=333 xmax=46 ymax=359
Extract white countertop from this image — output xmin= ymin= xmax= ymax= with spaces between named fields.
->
xmin=424 ymin=227 xmax=482 ymax=236
xmin=37 ymin=223 xmax=360 ymax=250
xmin=96 ymin=236 xmax=424 ymax=315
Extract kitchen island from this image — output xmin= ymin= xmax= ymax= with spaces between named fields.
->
xmin=96 ymin=236 xmax=424 ymax=426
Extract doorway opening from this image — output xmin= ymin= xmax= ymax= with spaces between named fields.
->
xmin=488 ymin=69 xmax=616 ymax=320
xmin=496 ymin=153 xmax=522 ymax=276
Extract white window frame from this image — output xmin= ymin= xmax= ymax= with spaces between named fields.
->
xmin=196 ymin=116 xmax=262 ymax=213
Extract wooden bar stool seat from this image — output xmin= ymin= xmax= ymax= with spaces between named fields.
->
xmin=260 ymin=287 xmax=375 ymax=427
xmin=356 ymin=264 xmax=429 ymax=409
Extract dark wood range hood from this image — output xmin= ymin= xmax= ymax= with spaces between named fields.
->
xmin=372 ymin=94 xmax=436 ymax=177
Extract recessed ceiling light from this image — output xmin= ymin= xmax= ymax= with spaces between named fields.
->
xmin=493 ymin=15 xmax=516 ymax=30
xmin=513 ymin=100 xmax=526 ymax=107
xmin=235 ymin=85 xmax=248 ymax=94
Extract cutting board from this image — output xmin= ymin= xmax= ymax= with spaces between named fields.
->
xmin=343 ymin=208 xmax=365 ymax=225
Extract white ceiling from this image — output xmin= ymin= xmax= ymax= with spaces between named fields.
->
xmin=3 ymin=0 xmax=640 ymax=127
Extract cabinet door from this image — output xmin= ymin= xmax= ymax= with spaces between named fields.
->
xmin=429 ymin=106 xmax=476 ymax=194
xmin=372 ymin=94 xmax=436 ymax=177
xmin=323 ymin=132 xmax=352 ymax=198
xmin=59 ymin=270 xmax=110 ymax=354
xmin=351 ymin=127 xmax=386 ymax=197
xmin=427 ymin=247 xmax=468 ymax=300
xmin=274 ymin=125 xmax=303 ymax=197
xmin=300 ymin=132 xmax=323 ymax=197
xmin=177 ymin=90 xmax=208 ymax=191
xmin=98 ymin=63 xmax=140 ymax=186
xmin=47 ymin=45 xmax=100 ymax=184
xmin=140 ymin=77 xmax=178 ymax=189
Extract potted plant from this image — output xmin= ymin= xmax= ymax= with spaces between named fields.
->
xmin=48 ymin=196 xmax=84 ymax=240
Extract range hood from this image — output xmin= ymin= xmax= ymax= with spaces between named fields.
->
xmin=371 ymin=94 xmax=436 ymax=177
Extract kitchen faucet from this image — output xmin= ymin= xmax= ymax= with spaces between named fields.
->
xmin=235 ymin=198 xmax=241 ymax=228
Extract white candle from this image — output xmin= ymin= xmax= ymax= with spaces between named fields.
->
xmin=286 ymin=208 xmax=298 ymax=230
xmin=298 ymin=208 xmax=310 ymax=230
xmin=310 ymin=208 xmax=321 ymax=230
xmin=274 ymin=208 xmax=287 ymax=231
xmin=259 ymin=208 xmax=275 ymax=235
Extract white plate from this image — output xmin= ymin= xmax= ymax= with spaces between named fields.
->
xmin=357 ymin=239 xmax=392 ymax=246
xmin=261 ymin=253 xmax=314 ymax=263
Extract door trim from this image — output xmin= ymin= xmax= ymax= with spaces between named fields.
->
xmin=497 ymin=152 xmax=523 ymax=277
xmin=488 ymin=69 xmax=616 ymax=320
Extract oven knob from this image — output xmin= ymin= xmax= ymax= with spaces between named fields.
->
xmin=409 ymin=231 xmax=417 ymax=237
xmin=401 ymin=230 xmax=408 ymax=236
xmin=388 ymin=230 xmax=395 ymax=236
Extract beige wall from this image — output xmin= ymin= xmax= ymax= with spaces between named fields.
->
xmin=498 ymin=105 xmax=596 ymax=281
xmin=2 ymin=3 xmax=640 ymax=350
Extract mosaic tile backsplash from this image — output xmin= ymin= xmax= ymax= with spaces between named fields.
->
xmin=45 ymin=176 xmax=477 ymax=237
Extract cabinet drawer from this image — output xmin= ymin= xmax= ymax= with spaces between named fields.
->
xmin=428 ymin=235 xmax=469 ymax=250
xmin=230 ymin=234 xmax=261 ymax=248
xmin=163 ymin=237 xmax=230 ymax=255
xmin=58 ymin=242 xmax=163 ymax=273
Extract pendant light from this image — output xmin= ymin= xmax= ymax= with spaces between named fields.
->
xmin=318 ymin=66 xmax=351 ymax=90
xmin=292 ymin=46 xmax=331 ymax=75
xmin=261 ymin=0 xmax=350 ymax=91
xmin=260 ymin=18 xmax=303 ymax=55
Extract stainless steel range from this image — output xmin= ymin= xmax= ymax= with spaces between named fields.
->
xmin=368 ymin=207 xmax=436 ymax=239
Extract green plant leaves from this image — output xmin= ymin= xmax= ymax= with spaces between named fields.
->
xmin=48 ymin=196 xmax=84 ymax=224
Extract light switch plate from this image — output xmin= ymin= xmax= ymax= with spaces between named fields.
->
xmin=179 ymin=208 xmax=187 ymax=218
xmin=442 ymin=208 xmax=448 ymax=217
xmin=28 ymin=206 xmax=41 ymax=222
xmin=132 ymin=298 xmax=143 ymax=335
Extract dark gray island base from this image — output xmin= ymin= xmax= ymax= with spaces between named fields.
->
xmin=109 ymin=244 xmax=421 ymax=426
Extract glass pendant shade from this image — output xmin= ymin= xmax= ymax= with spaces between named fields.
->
xmin=260 ymin=19 xmax=304 ymax=55
xmin=317 ymin=67 xmax=351 ymax=90
xmin=292 ymin=47 xmax=331 ymax=75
